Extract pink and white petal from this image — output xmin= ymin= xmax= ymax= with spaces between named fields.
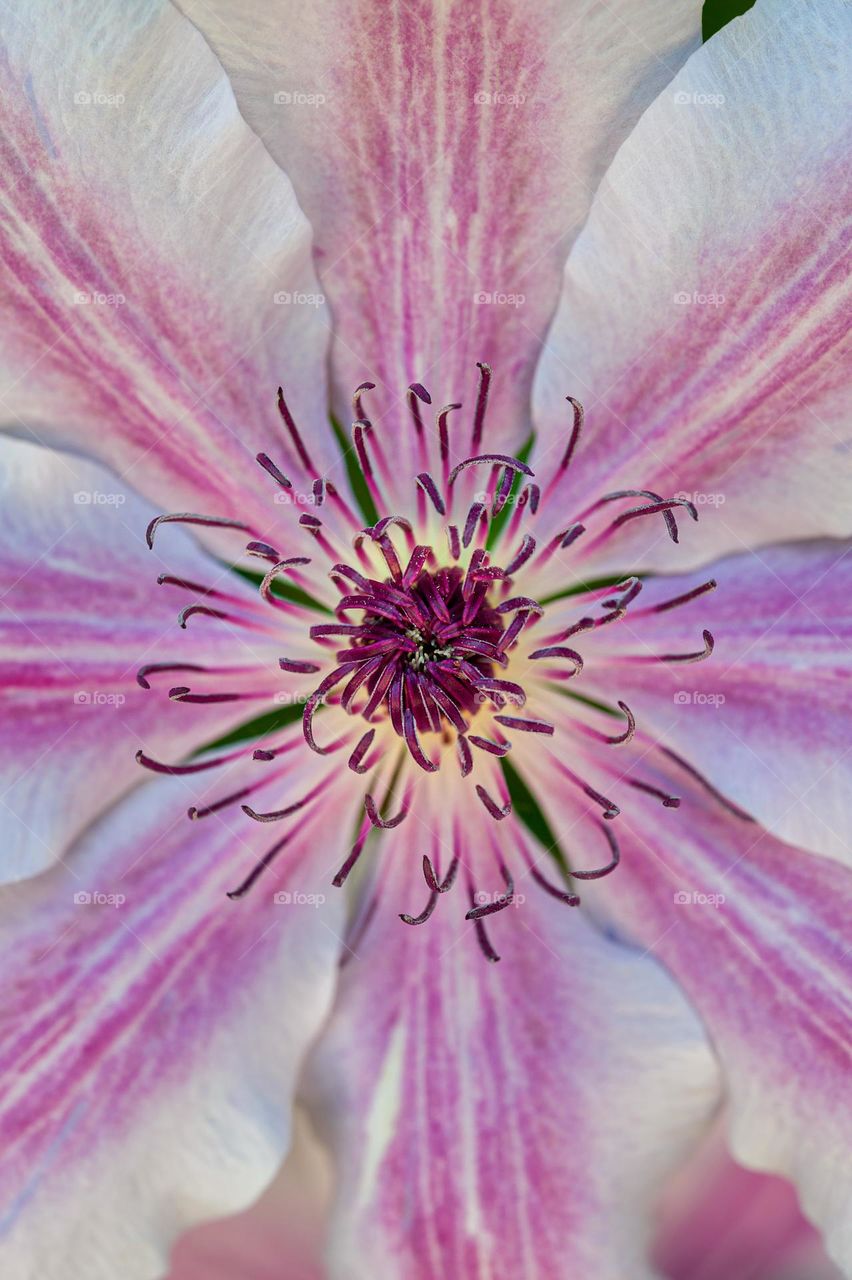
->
xmin=305 ymin=823 xmax=720 ymax=1279
xmin=653 ymin=1116 xmax=844 ymax=1280
xmin=177 ymin=0 xmax=702 ymax=490
xmin=0 ymin=438 xmax=290 ymax=881
xmin=167 ymin=1109 xmax=331 ymax=1280
xmin=570 ymin=540 xmax=852 ymax=866
xmin=533 ymin=0 xmax=852 ymax=573
xmin=0 ymin=0 xmax=341 ymax=525
xmin=0 ymin=749 xmax=363 ymax=1280
xmin=521 ymin=744 xmax=852 ymax=1275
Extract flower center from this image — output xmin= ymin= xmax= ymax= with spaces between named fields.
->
xmin=312 ymin=560 xmax=517 ymax=760
xmin=138 ymin=367 xmax=718 ymax=960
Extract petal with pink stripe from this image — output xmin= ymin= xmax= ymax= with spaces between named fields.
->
xmin=0 ymin=750 xmax=363 ymax=1279
xmin=569 ymin=540 xmax=852 ymax=867
xmin=533 ymin=0 xmax=852 ymax=573
xmin=306 ymin=822 xmax=719 ymax=1280
xmin=598 ymin=761 xmax=852 ymax=1277
xmin=0 ymin=0 xmax=339 ymax=526
xmin=177 ymin=0 xmax=702 ymax=492
xmin=0 ymin=439 xmax=289 ymax=880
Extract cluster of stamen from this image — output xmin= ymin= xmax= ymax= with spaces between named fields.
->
xmin=138 ymin=366 xmax=718 ymax=961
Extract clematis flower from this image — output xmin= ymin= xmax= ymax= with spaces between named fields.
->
xmin=0 ymin=1 xmax=850 ymax=1279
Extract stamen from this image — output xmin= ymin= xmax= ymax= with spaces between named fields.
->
xmin=504 ymin=534 xmax=536 ymax=576
xmin=558 ymin=396 xmax=584 ymax=472
xmin=638 ymin=578 xmax=717 ymax=616
xmin=241 ymin=779 xmax=327 ymax=823
xmin=423 ymin=852 xmax=461 ymax=894
xmin=227 ymin=820 xmax=315 ymax=899
xmin=135 ymin=747 xmax=243 ymax=775
xmin=332 ymin=815 xmax=371 ymax=887
xmin=279 ymin=658 xmax=322 ymax=674
xmin=492 ymin=465 xmax=515 ymax=517
xmin=364 ymin=790 xmax=410 ymax=829
xmin=407 ymin=382 xmax=431 ymax=438
xmin=529 ymin=644 xmax=584 ymax=677
xmin=525 ymin=860 xmax=580 ymax=906
xmin=475 ymin=783 xmax=512 ymax=821
xmin=604 ymin=701 xmax=636 ymax=745
xmin=352 ymin=380 xmax=376 ymax=424
xmin=493 ymin=715 xmax=554 ymax=735
xmin=552 ymin=760 xmax=620 ymax=819
xmin=178 ymin=604 xmax=229 ymax=629
xmin=256 ymin=452 xmax=292 ymax=490
xmin=457 ymin=736 xmax=473 ymax=777
xmin=627 ymin=629 xmax=715 ymax=664
xmin=187 ymin=785 xmax=254 ymax=820
xmin=277 ymin=385 xmax=315 ymax=473
xmin=168 ymin=687 xmax=259 ymax=705
xmin=303 ymin=666 xmax=357 ymax=753
xmin=468 ymin=735 xmax=512 ymax=757
xmin=607 ymin=497 xmax=698 ymax=543
xmin=462 ymin=501 xmax=486 ymax=548
xmin=447 ymin=454 xmax=533 ymax=487
xmin=437 ymin=403 xmax=462 ymax=468
xmin=146 ymin=512 xmax=253 ymax=549
xmin=629 ymin=780 xmax=681 ymax=808
xmin=474 ymin=676 xmax=526 ymax=706
xmin=246 ymin=540 xmax=280 ymax=562
xmin=569 ymin=822 xmax=621 ymax=879
xmin=466 ymin=876 xmax=501 ymax=962
xmin=466 ymin=863 xmax=514 ymax=919
xmin=137 ymin=662 xmax=206 ymax=690
xmin=416 ymin=471 xmax=446 ymax=516
xmin=399 ymin=891 xmax=439 ymax=927
xmin=260 ymin=558 xmax=312 ymax=609
xmin=470 ymin=361 xmax=491 ymax=451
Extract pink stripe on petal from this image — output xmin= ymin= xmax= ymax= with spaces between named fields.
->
xmin=533 ymin=0 xmax=852 ymax=574
xmin=306 ymin=832 xmax=718 ymax=1280
xmin=599 ymin=760 xmax=852 ymax=1279
xmin=0 ymin=0 xmax=342 ymax=529
xmin=0 ymin=752 xmax=362 ymax=1279
xmin=0 ymin=441 xmax=285 ymax=881
xmin=577 ymin=540 xmax=852 ymax=866
xmin=178 ymin=0 xmax=702 ymax=496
